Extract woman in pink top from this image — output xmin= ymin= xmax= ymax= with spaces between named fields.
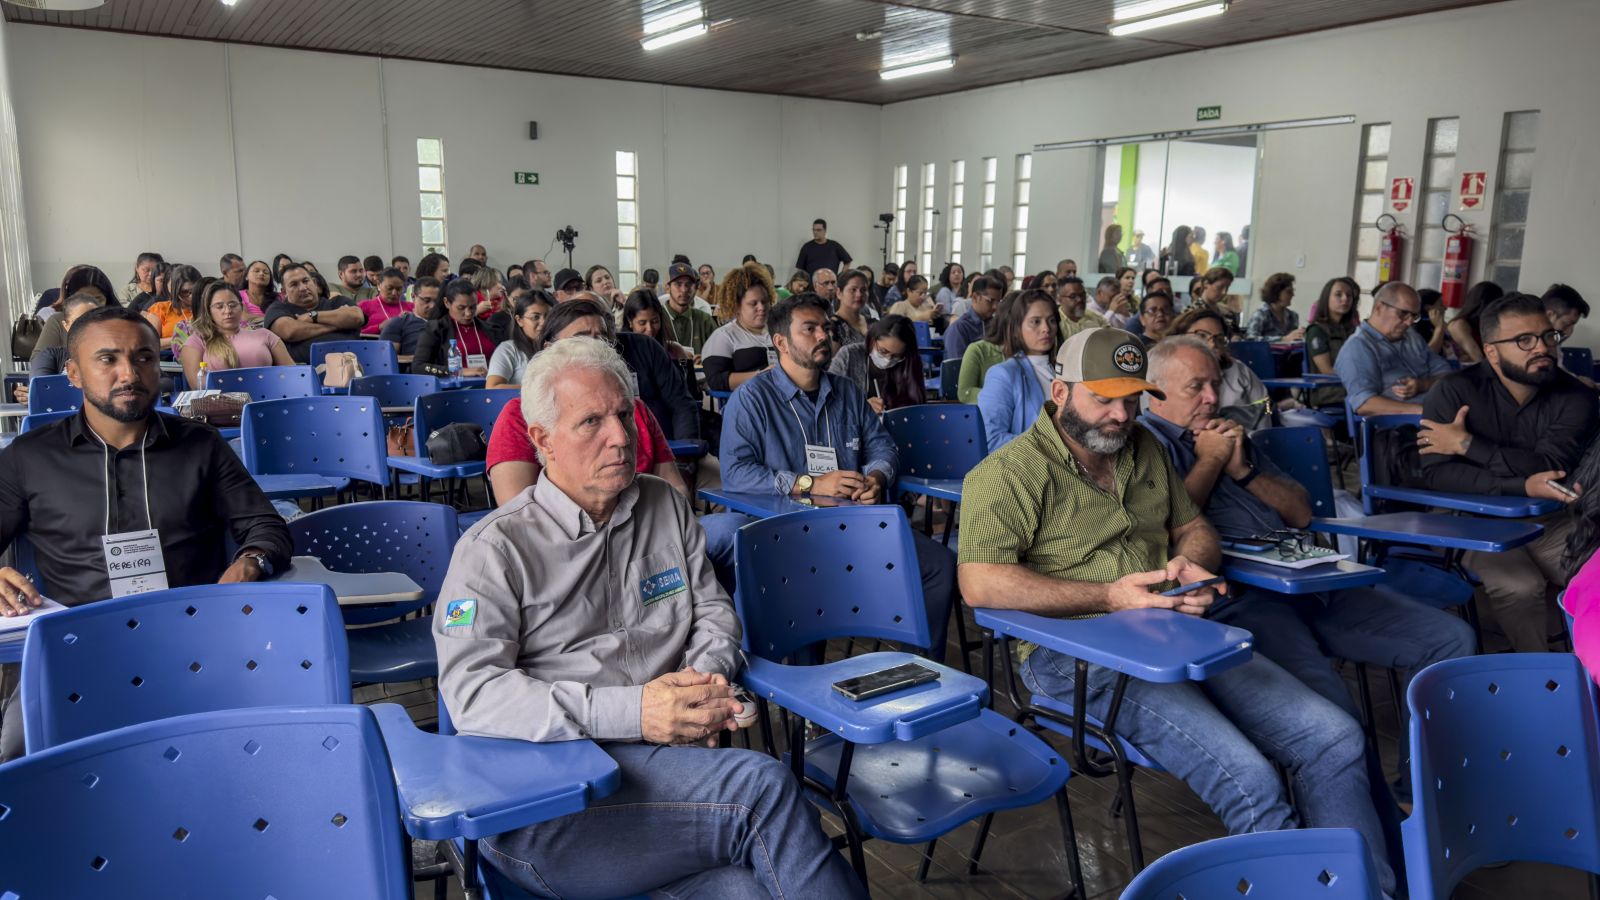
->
xmin=359 ymin=267 xmax=412 ymax=334
xmin=1563 ymin=446 xmax=1600 ymax=681
xmin=180 ymin=282 xmax=294 ymax=388
xmin=240 ymin=259 xmax=276 ymax=319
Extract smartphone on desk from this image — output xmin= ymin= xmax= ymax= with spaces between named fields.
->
xmin=1161 ymin=576 xmax=1225 ymax=598
xmin=832 ymin=663 xmax=940 ymax=701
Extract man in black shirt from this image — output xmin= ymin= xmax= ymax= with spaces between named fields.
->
xmin=1418 ymin=292 xmax=1598 ymax=651
xmin=0 ymin=306 xmax=292 ymax=759
xmin=794 ymin=218 xmax=851 ymax=274
xmin=265 ymin=263 xmax=365 ymax=362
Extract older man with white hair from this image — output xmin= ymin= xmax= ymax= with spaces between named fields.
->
xmin=434 ymin=337 xmax=862 ymax=899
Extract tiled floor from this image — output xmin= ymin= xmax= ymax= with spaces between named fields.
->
xmin=385 ymin=622 xmax=1593 ymax=899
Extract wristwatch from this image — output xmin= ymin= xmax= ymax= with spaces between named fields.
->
xmin=310 ymin=310 xmax=320 ymax=323
xmin=795 ymin=474 xmax=815 ymax=494
xmin=1233 ymin=465 xmax=1260 ymax=489
xmin=237 ymin=551 xmax=273 ymax=577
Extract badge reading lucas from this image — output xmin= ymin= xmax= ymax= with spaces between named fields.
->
xmin=444 ymin=598 xmax=477 ymax=627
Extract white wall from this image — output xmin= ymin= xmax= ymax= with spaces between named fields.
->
xmin=0 ymin=14 xmax=31 ymax=318
xmin=7 ymin=26 xmax=880 ymax=292
xmin=878 ymin=0 xmax=1600 ymax=340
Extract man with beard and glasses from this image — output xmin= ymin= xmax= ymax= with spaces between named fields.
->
xmin=0 ymin=306 xmax=291 ymax=761
xmin=957 ymin=327 xmax=1394 ymax=896
xmin=703 ymin=292 xmax=956 ymax=660
xmin=1419 ymin=292 xmax=1599 ymax=652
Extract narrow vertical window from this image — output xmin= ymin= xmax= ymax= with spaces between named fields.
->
xmin=979 ymin=157 xmax=997 ymax=271
xmin=616 ymin=151 xmax=639 ymax=291
xmin=1488 ymin=110 xmax=1539 ymax=290
xmin=417 ymin=138 xmax=447 ymax=255
xmin=948 ymin=160 xmax=966 ymax=266
xmin=1348 ymin=123 xmax=1391 ymax=293
xmin=919 ymin=162 xmax=936 ymax=271
xmin=1011 ymin=153 xmax=1032 ymax=278
xmin=893 ymin=165 xmax=908 ymax=263
xmin=1414 ymin=117 xmax=1460 ymax=289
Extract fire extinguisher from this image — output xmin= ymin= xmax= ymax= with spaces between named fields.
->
xmin=1376 ymin=214 xmax=1405 ymax=285
xmin=1440 ymin=213 xmax=1474 ymax=310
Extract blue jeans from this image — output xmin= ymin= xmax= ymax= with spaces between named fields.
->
xmin=700 ymin=512 xmax=955 ymax=662
xmin=1019 ymin=648 xmax=1396 ymax=896
xmin=483 ymin=743 xmax=865 ymax=899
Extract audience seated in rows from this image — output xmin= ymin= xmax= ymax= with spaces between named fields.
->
xmin=659 ymin=261 xmax=718 ymax=356
xmin=265 ymin=263 xmax=365 ymax=363
xmin=1304 ymin=276 xmax=1360 ymax=407
xmin=1334 ymin=282 xmax=1454 ymax=417
xmin=1169 ymin=307 xmax=1271 ymax=432
xmin=1246 ymin=272 xmax=1303 ymax=343
xmin=357 ymin=267 xmax=412 ymax=335
xmin=378 ymin=276 xmax=440 ymax=358
xmin=957 ymin=327 xmax=1397 ymax=896
xmin=329 ymin=254 xmax=377 ymax=303
xmin=621 ymin=289 xmax=692 ymax=362
xmin=826 ymin=269 xmax=875 ymax=350
xmin=978 ymin=289 xmax=1061 ymax=453
xmin=944 ymin=274 xmax=1001 ymax=367
xmin=180 ymin=281 xmax=294 ymax=388
xmin=827 ymin=313 xmax=926 ymax=414
xmin=935 ymin=262 xmax=966 ymax=317
xmin=1087 ymin=273 xmax=1134 ymax=330
xmin=955 ymin=289 xmax=1016 ymax=405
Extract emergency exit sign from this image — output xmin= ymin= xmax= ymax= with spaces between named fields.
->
xmin=1196 ymin=105 xmax=1222 ymax=121
xmin=514 ymin=172 xmax=540 ymax=186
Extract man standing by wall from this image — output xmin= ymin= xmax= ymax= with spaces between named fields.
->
xmin=795 ymin=219 xmax=852 ymax=274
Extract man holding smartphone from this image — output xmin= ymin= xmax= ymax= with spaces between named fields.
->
xmin=1419 ymin=292 xmax=1600 ymax=652
xmin=957 ymin=327 xmax=1396 ymax=897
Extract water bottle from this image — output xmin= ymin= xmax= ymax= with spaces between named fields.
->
xmin=447 ymin=339 xmax=462 ymax=377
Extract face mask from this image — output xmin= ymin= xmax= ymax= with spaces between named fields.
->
xmin=870 ymin=350 xmax=904 ymax=370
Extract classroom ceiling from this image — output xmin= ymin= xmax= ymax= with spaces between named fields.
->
xmin=1 ymin=0 xmax=1505 ymax=104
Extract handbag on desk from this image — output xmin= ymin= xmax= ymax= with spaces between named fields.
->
xmin=316 ymin=352 xmax=365 ymax=389
xmin=183 ymin=392 xmax=252 ymax=427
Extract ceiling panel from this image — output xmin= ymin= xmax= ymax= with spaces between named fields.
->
xmin=0 ymin=0 xmax=1507 ymax=104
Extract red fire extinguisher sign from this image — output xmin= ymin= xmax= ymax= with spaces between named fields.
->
xmin=1390 ymin=177 xmax=1415 ymax=212
xmin=1459 ymin=171 xmax=1487 ymax=210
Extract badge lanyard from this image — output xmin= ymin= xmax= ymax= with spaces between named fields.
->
xmin=89 ymin=423 xmax=169 ymax=598
xmin=788 ymin=397 xmax=838 ymax=476
xmin=453 ymin=320 xmax=489 ymax=367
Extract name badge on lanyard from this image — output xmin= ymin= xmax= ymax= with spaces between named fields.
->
xmin=765 ymin=348 xmax=779 ymax=369
xmin=102 ymin=529 xmax=170 ymax=598
xmin=805 ymin=444 xmax=839 ymax=475
xmin=466 ymin=353 xmax=488 ymax=369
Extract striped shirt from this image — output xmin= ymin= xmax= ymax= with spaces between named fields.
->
xmin=958 ymin=403 xmax=1201 ymax=657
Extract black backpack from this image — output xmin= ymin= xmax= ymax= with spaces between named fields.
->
xmin=426 ymin=423 xmax=487 ymax=465
xmin=1372 ymin=423 xmax=1423 ymax=489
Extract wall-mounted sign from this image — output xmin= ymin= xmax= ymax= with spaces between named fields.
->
xmin=1390 ymin=177 xmax=1415 ymax=212
xmin=1196 ymin=105 xmax=1222 ymax=121
xmin=1458 ymin=171 xmax=1487 ymax=210
xmin=514 ymin=172 xmax=540 ymax=186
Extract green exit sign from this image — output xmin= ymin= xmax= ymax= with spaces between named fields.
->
xmin=514 ymin=172 xmax=540 ymax=186
xmin=1196 ymin=105 xmax=1222 ymax=121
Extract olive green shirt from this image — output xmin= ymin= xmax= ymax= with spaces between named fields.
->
xmin=957 ymin=340 xmax=1006 ymax=405
xmin=1059 ymin=309 xmax=1108 ymax=342
xmin=958 ymin=403 xmax=1202 ymax=658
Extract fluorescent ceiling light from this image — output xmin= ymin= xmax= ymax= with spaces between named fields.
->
xmin=643 ymin=2 xmax=703 ymax=35
xmin=641 ymin=20 xmax=708 ymax=50
xmin=1108 ymin=1 xmax=1227 ymax=36
xmin=880 ymin=57 xmax=955 ymax=81
xmin=1034 ymin=114 xmax=1356 ymax=152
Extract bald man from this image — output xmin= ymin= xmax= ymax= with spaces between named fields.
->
xmin=1334 ymin=282 xmax=1454 ymax=416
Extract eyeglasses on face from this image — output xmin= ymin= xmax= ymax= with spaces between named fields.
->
xmin=1487 ymin=330 xmax=1564 ymax=352
xmin=1379 ymin=299 xmax=1420 ymax=324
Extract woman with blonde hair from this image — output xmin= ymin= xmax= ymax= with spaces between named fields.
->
xmin=181 ymin=281 xmax=294 ymax=388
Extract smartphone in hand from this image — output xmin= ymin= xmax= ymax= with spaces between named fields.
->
xmin=1161 ymin=576 xmax=1225 ymax=597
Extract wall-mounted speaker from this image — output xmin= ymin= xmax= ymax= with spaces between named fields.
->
xmin=529 ymin=122 xmax=539 ymax=141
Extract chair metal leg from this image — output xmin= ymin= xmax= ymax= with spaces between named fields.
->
xmin=1353 ymin=662 xmax=1381 ymax=761
xmin=951 ymin=602 xmax=975 ymax=675
xmin=1116 ymin=758 xmax=1146 ymax=872
xmin=916 ymin=839 xmax=937 ymax=882
xmin=1055 ymin=790 xmax=1087 ymax=899
xmin=967 ymin=812 xmax=996 ymax=875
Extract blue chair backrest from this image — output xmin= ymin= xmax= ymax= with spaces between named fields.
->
xmin=206 ymin=365 xmax=318 ymax=400
xmin=883 ymin=403 xmax=987 ymax=480
xmin=349 ymin=374 xmax=440 ymax=410
xmin=1252 ymin=426 xmax=1336 ymax=518
xmin=20 ymin=584 xmax=349 ymax=753
xmin=414 ymin=389 xmax=519 ymax=456
xmin=310 ymin=340 xmax=398 ymax=379
xmin=914 ymin=319 xmax=933 ymax=347
xmin=1231 ymin=340 xmax=1276 ymax=381
xmin=1404 ymin=653 xmax=1600 ymax=900
xmin=242 ymin=395 xmax=389 ymax=487
xmin=1563 ymin=346 xmax=1594 ymax=379
xmin=0 ymin=706 xmax=409 ymax=899
xmin=26 ymin=373 xmax=81 ymax=414
xmin=20 ymin=409 xmax=73 ymax=433
xmin=1357 ymin=413 xmax=1421 ymax=514
xmin=1123 ymin=828 xmax=1382 ymax=900
xmin=733 ymin=505 xmax=930 ymax=661
xmin=939 ymin=357 xmax=960 ymax=401
xmin=288 ymin=500 xmax=458 ymax=624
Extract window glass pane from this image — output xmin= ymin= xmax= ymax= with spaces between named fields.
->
xmin=1426 ymin=157 xmax=1456 ymax=190
xmin=1019 ymin=154 xmax=1032 ymax=179
xmin=618 ymin=225 xmax=636 ymax=248
xmin=984 ymin=157 xmax=997 ymax=180
xmin=1365 ymin=124 xmax=1391 ymax=157
xmin=1017 ymin=181 xmax=1031 ymax=205
xmin=896 ymin=167 xmax=908 ymax=188
xmin=1501 ymin=151 xmax=1535 ymax=190
xmin=1429 ymin=118 xmax=1460 ymax=155
xmin=619 ymin=249 xmax=638 ymax=272
xmin=951 ymin=229 xmax=962 ymax=249
xmin=981 ymin=207 xmax=995 ymax=230
xmin=418 ymin=167 xmax=441 ymax=191
xmin=417 ymin=139 xmax=442 ymax=165
xmin=1424 ymin=191 xmax=1450 ymax=220
xmin=1420 ymin=227 xmax=1446 ymax=259
xmin=1505 ymin=111 xmax=1540 ymax=151
xmin=953 ymin=160 xmax=965 ymax=181
xmin=1498 ymin=190 xmax=1531 ymax=221
xmin=1016 ymin=206 xmax=1030 ymax=230
xmin=1493 ymin=227 xmax=1525 ymax=261
xmin=1491 ymin=264 xmax=1521 ymax=291
xmin=1359 ymin=193 xmax=1383 ymax=224
xmin=1356 ymin=226 xmax=1380 ymax=258
xmin=617 ymin=200 xmax=637 ymax=225
xmin=1363 ymin=160 xmax=1388 ymax=192
xmin=1354 ymin=260 xmax=1379 ymax=291
xmin=953 ymin=185 xmax=964 ymax=206
xmin=615 ymin=151 xmax=635 ymax=177
xmin=617 ymin=176 xmax=635 ymax=200
xmin=1014 ymin=231 xmax=1027 ymax=254
xmin=1416 ymin=261 xmax=1443 ymax=288
xmin=922 ymin=234 xmax=933 ymax=255
xmin=983 ymin=183 xmax=996 ymax=206
xmin=952 ymin=209 xmax=963 ymax=230
xmin=421 ymin=220 xmax=445 ymax=244
xmin=419 ymin=193 xmax=444 ymax=217
xmin=1013 ymin=255 xmax=1027 ymax=274
xmin=980 ymin=232 xmax=993 ymax=254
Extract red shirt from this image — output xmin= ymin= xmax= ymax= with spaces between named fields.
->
xmin=449 ymin=320 xmax=497 ymax=366
xmin=358 ymin=297 xmax=413 ymax=334
xmin=487 ymin=396 xmax=675 ymax=480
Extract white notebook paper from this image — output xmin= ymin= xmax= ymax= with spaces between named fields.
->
xmin=0 ymin=598 xmax=68 ymax=642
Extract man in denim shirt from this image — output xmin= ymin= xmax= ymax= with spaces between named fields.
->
xmin=1334 ymin=282 xmax=1454 ymax=416
xmin=704 ymin=293 xmax=956 ymax=659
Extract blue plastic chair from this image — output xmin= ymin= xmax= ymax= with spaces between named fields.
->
xmin=205 ymin=364 xmax=318 ymax=399
xmin=0 ymin=706 xmax=411 ymax=899
xmin=289 ymin=501 xmax=458 ymax=682
xmin=1563 ymin=346 xmax=1595 ymax=379
xmin=311 ymin=340 xmax=399 ymax=391
xmin=1123 ymin=828 xmax=1383 ymax=900
xmin=1403 ymin=653 xmax=1600 ymax=899
xmin=349 ymin=373 xmax=441 ymax=412
xmin=940 ymin=357 xmax=961 ymax=401
xmin=883 ymin=402 xmax=985 ymax=528
xmin=1232 ymin=340 xmax=1276 ymax=381
xmin=387 ymin=389 xmax=518 ymax=503
xmin=733 ymin=506 xmax=1085 ymax=894
xmin=25 ymin=373 xmax=81 ymax=413
xmin=242 ymin=395 xmax=389 ymax=499
xmin=20 ymin=409 xmax=73 ymax=432
xmin=20 ymin=583 xmax=349 ymax=752
xmin=1252 ymin=425 xmax=1337 ymax=517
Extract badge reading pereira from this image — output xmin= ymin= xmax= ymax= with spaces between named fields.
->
xmin=640 ymin=567 xmax=688 ymax=607
xmin=444 ymin=599 xmax=477 ymax=627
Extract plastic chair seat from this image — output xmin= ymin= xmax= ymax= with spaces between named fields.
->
xmin=1027 ymin=690 xmax=1164 ymax=770
xmin=387 ymin=455 xmax=487 ymax=480
xmin=347 ymin=618 xmax=438 ymax=683
xmin=252 ymin=473 xmax=348 ymax=500
xmin=1122 ymin=828 xmax=1382 ymax=899
xmin=793 ymin=708 xmax=1070 ymax=844
xmin=1278 ymin=407 xmax=1340 ymax=429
